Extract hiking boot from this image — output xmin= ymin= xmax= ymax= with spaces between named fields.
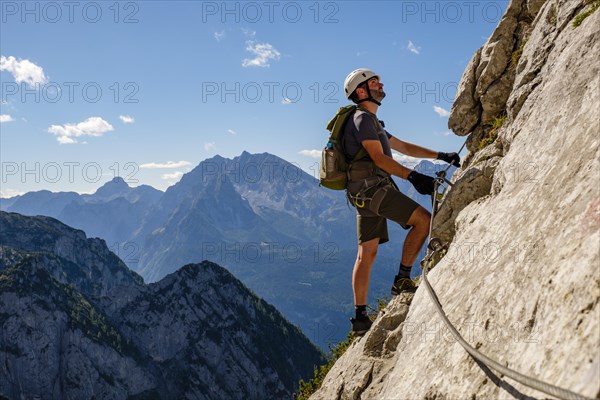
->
xmin=350 ymin=316 xmax=373 ymax=336
xmin=391 ymin=275 xmax=417 ymax=295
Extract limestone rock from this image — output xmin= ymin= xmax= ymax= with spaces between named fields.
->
xmin=310 ymin=294 xmax=413 ymax=400
xmin=449 ymin=48 xmax=483 ymax=136
xmin=432 ymin=153 xmax=501 ymax=246
xmin=312 ymin=0 xmax=600 ymax=398
xmin=475 ymin=0 xmax=522 ymax=123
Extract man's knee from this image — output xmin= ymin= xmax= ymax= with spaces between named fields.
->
xmin=408 ymin=206 xmax=431 ymax=230
xmin=357 ymin=239 xmax=379 ymax=263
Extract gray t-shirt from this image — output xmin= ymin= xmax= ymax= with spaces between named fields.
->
xmin=342 ymin=109 xmax=393 ymax=163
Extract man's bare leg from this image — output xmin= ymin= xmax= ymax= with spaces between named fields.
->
xmin=352 ymin=237 xmax=379 ymax=306
xmin=401 ymin=206 xmax=431 ymax=266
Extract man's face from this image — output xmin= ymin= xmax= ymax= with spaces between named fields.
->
xmin=358 ymin=77 xmax=386 ymax=102
xmin=369 ymin=77 xmax=386 ymax=101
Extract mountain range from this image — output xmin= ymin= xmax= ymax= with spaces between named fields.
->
xmin=0 ymin=211 xmax=324 ymax=399
xmin=1 ymin=152 xmax=454 ymax=348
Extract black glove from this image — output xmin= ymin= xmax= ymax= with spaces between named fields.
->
xmin=408 ymin=171 xmax=435 ymax=195
xmin=437 ymin=152 xmax=461 ymax=167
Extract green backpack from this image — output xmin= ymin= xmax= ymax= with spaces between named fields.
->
xmin=319 ymin=105 xmax=367 ymax=190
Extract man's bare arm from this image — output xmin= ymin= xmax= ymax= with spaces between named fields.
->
xmin=388 ymin=136 xmax=437 ymax=159
xmin=361 ymin=140 xmax=412 ymax=179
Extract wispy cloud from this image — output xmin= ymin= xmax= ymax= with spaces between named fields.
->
xmin=241 ymin=28 xmax=256 ymax=39
xmin=392 ymin=153 xmax=421 ymax=168
xmin=0 ymin=55 xmax=48 ymax=87
xmin=140 ymin=161 xmax=192 ymax=169
xmin=242 ymin=41 xmax=281 ymax=68
xmin=161 ymin=171 xmax=184 ymax=181
xmin=282 ymin=97 xmax=294 ymax=105
xmin=0 ymin=188 xmax=24 ymax=198
xmin=299 ymin=149 xmax=321 ymax=159
xmin=227 ymin=129 xmax=237 ymax=135
xmin=407 ymin=40 xmax=421 ymax=55
xmin=48 ymin=117 xmax=113 ymax=144
xmin=119 ymin=115 xmax=135 ymax=124
xmin=214 ymin=30 xmax=225 ymax=42
xmin=433 ymin=106 xmax=450 ymax=117
xmin=0 ymin=114 xmax=15 ymax=123
xmin=204 ymin=142 xmax=216 ymax=151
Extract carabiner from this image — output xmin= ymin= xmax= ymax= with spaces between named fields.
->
xmin=354 ymin=193 xmax=365 ymax=208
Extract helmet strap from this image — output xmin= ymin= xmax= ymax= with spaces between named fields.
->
xmin=356 ymin=83 xmax=382 ymax=106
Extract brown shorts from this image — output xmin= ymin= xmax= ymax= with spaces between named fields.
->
xmin=349 ymin=179 xmax=420 ymax=244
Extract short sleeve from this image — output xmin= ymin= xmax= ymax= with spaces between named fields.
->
xmin=353 ymin=113 xmax=380 ymax=144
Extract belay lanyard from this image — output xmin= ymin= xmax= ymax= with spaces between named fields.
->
xmin=422 ymin=138 xmax=468 ymax=270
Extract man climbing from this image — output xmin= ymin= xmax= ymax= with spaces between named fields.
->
xmin=342 ymin=68 xmax=460 ymax=335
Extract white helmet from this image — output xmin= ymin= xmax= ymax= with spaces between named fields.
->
xmin=344 ymin=68 xmax=379 ymax=100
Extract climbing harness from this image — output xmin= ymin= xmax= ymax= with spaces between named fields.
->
xmin=419 ymin=141 xmax=592 ymax=400
xmin=346 ymin=173 xmax=401 ymax=217
xmin=347 ymin=176 xmax=389 ymax=209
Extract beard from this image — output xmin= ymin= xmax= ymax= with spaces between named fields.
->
xmin=372 ymin=88 xmax=386 ymax=102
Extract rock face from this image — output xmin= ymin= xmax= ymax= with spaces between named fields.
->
xmin=311 ymin=0 xmax=599 ymax=398
xmin=0 ymin=211 xmax=324 ymax=400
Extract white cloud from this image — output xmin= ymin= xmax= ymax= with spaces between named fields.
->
xmin=241 ymin=28 xmax=256 ymax=39
xmin=242 ymin=41 xmax=281 ymax=68
xmin=0 ymin=55 xmax=48 ymax=87
xmin=407 ymin=40 xmax=421 ymax=55
xmin=227 ymin=129 xmax=237 ymax=135
xmin=161 ymin=171 xmax=184 ymax=181
xmin=0 ymin=188 xmax=24 ymax=198
xmin=392 ymin=153 xmax=422 ymax=168
xmin=299 ymin=149 xmax=321 ymax=159
xmin=282 ymin=97 xmax=294 ymax=105
xmin=204 ymin=142 xmax=216 ymax=151
xmin=119 ymin=115 xmax=135 ymax=124
xmin=0 ymin=114 xmax=15 ymax=123
xmin=433 ymin=106 xmax=451 ymax=117
xmin=140 ymin=161 xmax=192 ymax=169
xmin=47 ymin=117 xmax=114 ymax=144
xmin=214 ymin=30 xmax=225 ymax=42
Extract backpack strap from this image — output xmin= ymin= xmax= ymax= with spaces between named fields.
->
xmin=352 ymin=147 xmax=368 ymax=162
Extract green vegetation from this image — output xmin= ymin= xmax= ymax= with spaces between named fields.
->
xmin=479 ymin=115 xmax=507 ymax=150
xmin=294 ymin=332 xmax=355 ymax=400
xmin=377 ymin=296 xmax=391 ymax=312
xmin=511 ymin=41 xmax=527 ymax=68
xmin=573 ymin=0 xmax=600 ymax=27
xmin=1 ymin=257 xmax=141 ymax=360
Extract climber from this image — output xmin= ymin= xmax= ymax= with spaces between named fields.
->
xmin=342 ymin=68 xmax=461 ymax=335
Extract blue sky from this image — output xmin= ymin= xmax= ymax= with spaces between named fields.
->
xmin=0 ymin=1 xmax=506 ymax=196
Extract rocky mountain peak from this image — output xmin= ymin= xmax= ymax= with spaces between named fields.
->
xmin=94 ymin=176 xmax=130 ymax=197
xmin=0 ymin=211 xmax=143 ymax=297
xmin=0 ymin=212 xmax=325 ymax=399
